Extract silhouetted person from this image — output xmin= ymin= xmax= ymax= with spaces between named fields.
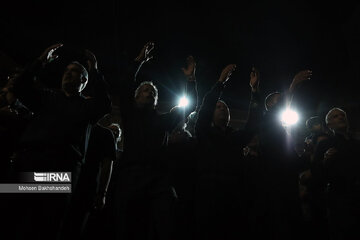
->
xmin=115 ymin=42 xmax=197 ymax=240
xmin=299 ymin=115 xmax=331 ymax=240
xmin=12 ymin=44 xmax=110 ymax=173
xmin=78 ymin=122 xmax=123 ymax=240
xmin=257 ymin=70 xmax=312 ymax=240
xmin=321 ymin=108 xmax=360 ymax=240
xmin=9 ymin=44 xmax=111 ymax=239
xmin=59 ymin=121 xmax=116 ymax=240
xmin=194 ymin=64 xmax=260 ymax=240
xmin=0 ymin=68 xmax=32 ymax=180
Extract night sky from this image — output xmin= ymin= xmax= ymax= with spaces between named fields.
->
xmin=1 ymin=0 xmax=360 ymax=130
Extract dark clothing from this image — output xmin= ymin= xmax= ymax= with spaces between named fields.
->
xmin=195 ymin=82 xmax=258 ymax=169
xmin=321 ymin=134 xmax=360 ymax=240
xmin=166 ymin=137 xmax=198 ymax=240
xmin=118 ymin=60 xmax=196 ymax=181
xmin=12 ymin=59 xmax=110 ymax=172
xmin=297 ymin=132 xmax=332 ymax=240
xmin=10 ymin=59 xmax=111 ymax=239
xmin=80 ymin=124 xmax=116 ymax=202
xmin=0 ymin=102 xmax=31 ymax=180
xmin=257 ymin=109 xmax=303 ymax=240
xmin=59 ymin=124 xmax=116 ymax=240
xmin=115 ymin=60 xmax=197 ymax=240
xmin=118 ymin=61 xmax=197 ymax=170
xmin=194 ymin=82 xmax=259 ymax=240
xmin=305 ymin=134 xmax=335 ymax=240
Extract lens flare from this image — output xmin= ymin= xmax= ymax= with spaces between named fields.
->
xmin=178 ymin=96 xmax=189 ymax=107
xmin=281 ymin=108 xmax=299 ymax=126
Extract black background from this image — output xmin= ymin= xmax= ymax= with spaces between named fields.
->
xmin=1 ymin=0 xmax=360 ymax=130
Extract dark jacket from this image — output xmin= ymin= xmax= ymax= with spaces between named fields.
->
xmin=117 ymin=60 xmax=197 ymax=186
xmin=12 ymin=59 xmax=111 ymax=172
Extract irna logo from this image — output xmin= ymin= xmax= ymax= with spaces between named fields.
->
xmin=34 ymin=172 xmax=71 ymax=182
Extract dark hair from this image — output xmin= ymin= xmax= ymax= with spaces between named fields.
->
xmin=134 ymin=81 xmax=158 ymax=106
xmin=69 ymin=61 xmax=88 ymax=80
xmin=264 ymin=92 xmax=282 ymax=111
xmin=305 ymin=116 xmax=321 ymax=129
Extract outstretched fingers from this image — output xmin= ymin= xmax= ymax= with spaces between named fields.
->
xmin=39 ymin=43 xmax=63 ymax=63
xmin=219 ymin=64 xmax=236 ymax=83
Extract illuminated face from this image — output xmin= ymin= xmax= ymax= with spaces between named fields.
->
xmin=326 ymin=109 xmax=348 ymax=133
xmin=61 ymin=63 xmax=88 ymax=95
xmin=213 ymin=101 xmax=230 ymax=127
xmin=135 ymin=84 xmax=157 ymax=107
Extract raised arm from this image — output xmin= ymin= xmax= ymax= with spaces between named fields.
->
xmin=181 ymin=55 xmax=198 ymax=115
xmin=118 ymin=42 xmax=155 ymax=113
xmin=286 ymin=69 xmax=312 ymax=107
xmin=81 ymin=49 xmax=112 ymax=123
xmin=11 ymin=43 xmax=63 ymax=111
xmin=244 ymin=67 xmax=263 ymax=132
xmin=195 ymin=64 xmax=236 ymax=139
xmin=159 ymin=55 xmax=199 ymax=131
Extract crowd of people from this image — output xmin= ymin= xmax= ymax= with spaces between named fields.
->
xmin=0 ymin=41 xmax=359 ymax=240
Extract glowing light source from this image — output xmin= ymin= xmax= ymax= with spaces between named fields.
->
xmin=178 ymin=96 xmax=189 ymax=107
xmin=280 ymin=108 xmax=299 ymax=126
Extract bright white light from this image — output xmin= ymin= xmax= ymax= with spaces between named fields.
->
xmin=178 ymin=96 xmax=189 ymax=107
xmin=280 ymin=108 xmax=299 ymax=126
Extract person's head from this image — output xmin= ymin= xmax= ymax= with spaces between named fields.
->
xmin=134 ymin=81 xmax=158 ymax=109
xmin=185 ymin=111 xmax=198 ymax=134
xmin=61 ymin=61 xmax=88 ymax=96
xmin=213 ymin=100 xmax=230 ymax=128
xmin=306 ymin=116 xmax=323 ymax=133
xmin=325 ymin=107 xmax=349 ymax=134
xmin=265 ymin=92 xmax=282 ymax=111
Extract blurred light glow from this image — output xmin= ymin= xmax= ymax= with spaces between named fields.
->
xmin=178 ymin=96 xmax=189 ymax=107
xmin=281 ymin=108 xmax=299 ymax=126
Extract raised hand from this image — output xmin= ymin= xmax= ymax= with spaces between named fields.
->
xmin=249 ymin=66 xmax=260 ymax=92
xmin=182 ymin=55 xmax=196 ymax=80
xmin=84 ymin=49 xmax=98 ymax=72
xmin=218 ymin=64 xmax=236 ymax=84
xmin=135 ymin=42 xmax=155 ymax=63
xmin=38 ymin=43 xmax=63 ymax=65
xmin=289 ymin=69 xmax=312 ymax=93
